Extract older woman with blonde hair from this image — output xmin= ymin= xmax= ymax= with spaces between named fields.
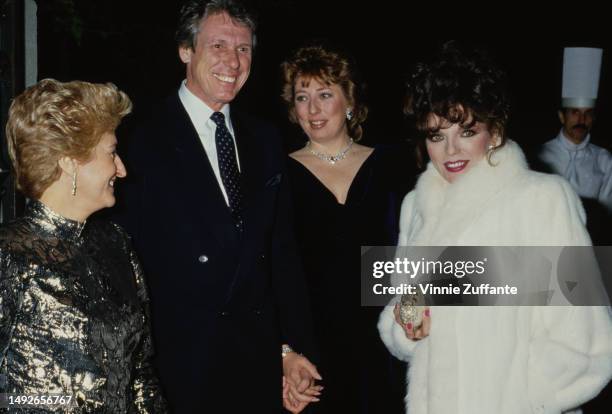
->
xmin=0 ymin=79 xmax=166 ymax=412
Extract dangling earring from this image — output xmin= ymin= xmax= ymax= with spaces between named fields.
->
xmin=346 ymin=108 xmax=354 ymax=121
xmin=72 ymin=171 xmax=77 ymax=196
xmin=486 ymin=143 xmax=498 ymax=166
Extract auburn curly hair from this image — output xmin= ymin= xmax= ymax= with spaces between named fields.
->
xmin=281 ymin=44 xmax=367 ymax=141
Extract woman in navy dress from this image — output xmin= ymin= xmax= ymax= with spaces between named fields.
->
xmin=281 ymin=44 xmax=411 ymax=413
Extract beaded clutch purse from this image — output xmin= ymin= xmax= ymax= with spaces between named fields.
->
xmin=399 ymin=292 xmax=425 ymax=327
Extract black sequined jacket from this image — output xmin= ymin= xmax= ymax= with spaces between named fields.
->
xmin=0 ymin=201 xmax=166 ymax=413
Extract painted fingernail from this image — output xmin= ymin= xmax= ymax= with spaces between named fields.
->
xmin=406 ymin=323 xmax=412 ymax=330
xmin=424 ymin=309 xmax=430 ymax=317
xmin=313 ymin=398 xmax=320 ymax=402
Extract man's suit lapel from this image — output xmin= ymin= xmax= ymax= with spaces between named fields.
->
xmin=168 ymin=95 xmax=237 ymax=245
xmin=224 ymin=109 xmax=270 ymax=303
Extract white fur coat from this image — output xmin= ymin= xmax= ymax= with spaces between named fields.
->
xmin=378 ymin=140 xmax=612 ymax=414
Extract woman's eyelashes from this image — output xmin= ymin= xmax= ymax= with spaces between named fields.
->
xmin=427 ymin=128 xmax=478 ymax=142
xmin=427 ymin=133 xmax=444 ymax=142
xmin=294 ymin=91 xmax=333 ymax=103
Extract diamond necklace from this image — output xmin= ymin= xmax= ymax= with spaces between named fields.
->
xmin=306 ymin=138 xmax=354 ymax=165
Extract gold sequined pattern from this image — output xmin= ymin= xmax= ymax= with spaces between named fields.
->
xmin=0 ymin=200 xmax=166 ymax=413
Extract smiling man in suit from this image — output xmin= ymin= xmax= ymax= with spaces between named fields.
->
xmin=114 ymin=1 xmax=320 ymax=412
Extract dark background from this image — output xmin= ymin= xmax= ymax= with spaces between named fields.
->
xmin=36 ymin=0 xmax=611 ymax=158
xmin=33 ymin=1 xmax=611 ymax=412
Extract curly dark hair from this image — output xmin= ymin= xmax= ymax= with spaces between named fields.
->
xmin=281 ymin=43 xmax=367 ymax=141
xmin=404 ymin=41 xmax=510 ymax=167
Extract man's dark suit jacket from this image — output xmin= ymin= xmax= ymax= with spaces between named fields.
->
xmin=113 ymin=94 xmax=315 ymax=412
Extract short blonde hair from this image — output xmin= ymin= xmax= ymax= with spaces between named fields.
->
xmin=5 ymin=78 xmax=132 ymax=199
xmin=281 ymin=45 xmax=367 ymax=141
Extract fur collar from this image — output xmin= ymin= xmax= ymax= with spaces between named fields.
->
xmin=413 ymin=139 xmax=529 ymax=244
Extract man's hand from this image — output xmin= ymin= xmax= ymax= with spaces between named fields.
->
xmin=282 ymin=375 xmax=323 ymax=413
xmin=282 ymin=352 xmax=322 ymax=411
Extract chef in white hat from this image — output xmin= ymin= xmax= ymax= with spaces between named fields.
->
xmin=539 ymin=47 xmax=612 ymax=213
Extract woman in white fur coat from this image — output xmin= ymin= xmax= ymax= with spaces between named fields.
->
xmin=378 ymin=42 xmax=612 ymax=414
